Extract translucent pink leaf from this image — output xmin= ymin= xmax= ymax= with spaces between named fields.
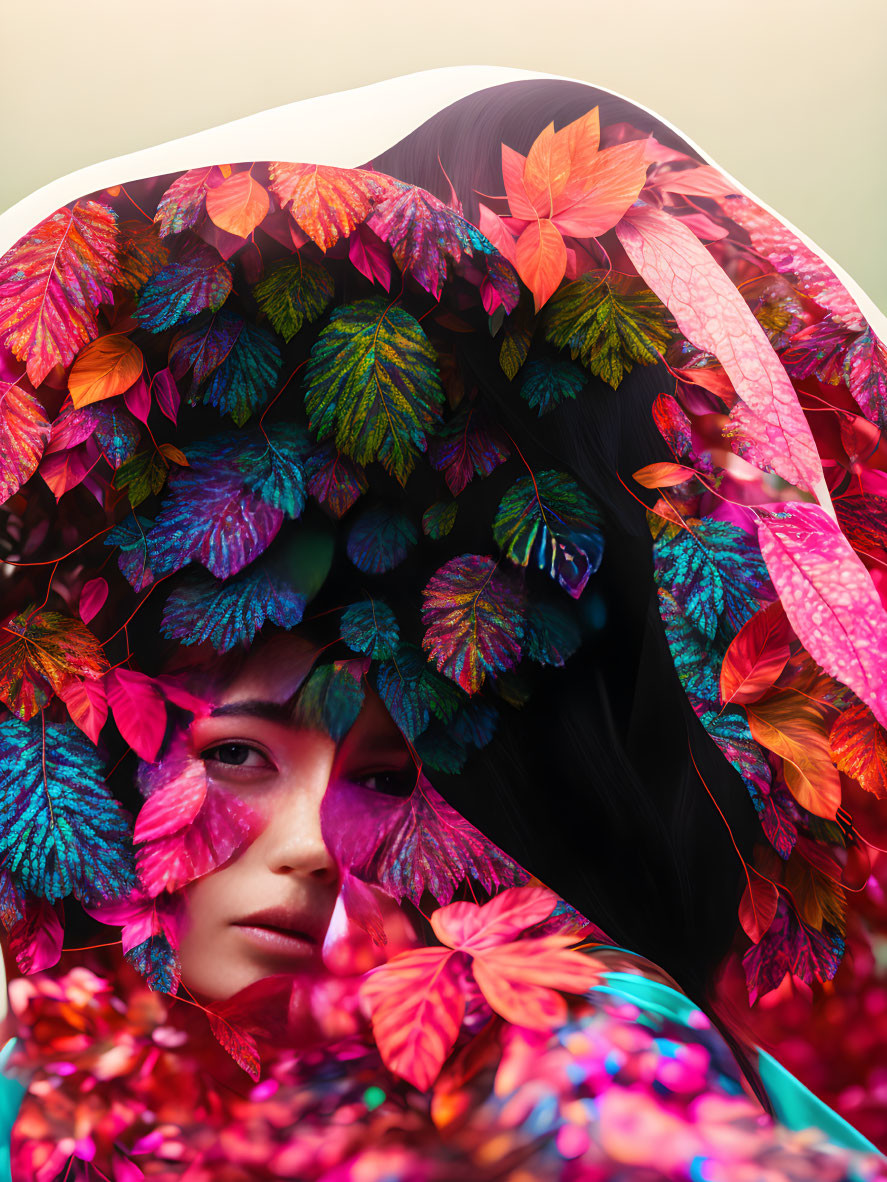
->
xmin=134 ymin=753 xmax=207 ymax=844
xmin=7 ymin=896 xmax=64 ymax=974
xmin=844 ymin=327 xmax=887 ymax=429
xmin=39 ymin=436 xmax=102 ymax=500
xmin=123 ymin=374 xmax=151 ymax=423
xmin=78 ymin=576 xmax=108 ymax=623
xmin=476 ymin=203 xmax=517 ymax=268
xmin=347 ymin=224 xmax=392 ymax=290
xmin=57 ymin=675 xmax=108 ymax=743
xmin=615 ymin=205 xmax=822 ymax=491
xmin=153 ymin=674 xmax=212 ymax=717
xmin=470 ymin=952 xmax=566 ymax=1030
xmin=152 ymin=367 xmax=181 ymax=423
xmin=501 ymin=144 xmax=538 ymax=220
xmin=470 ymin=935 xmax=601 ymax=1029
xmin=105 ymin=668 xmax=169 ymax=761
xmin=0 ymin=378 xmax=50 ymax=503
xmin=83 ymin=885 xmax=184 ymax=955
xmin=758 ymin=502 xmax=887 ymax=726
xmin=431 ymin=885 xmax=558 ymax=952
xmin=359 ymin=946 xmax=464 ymax=1089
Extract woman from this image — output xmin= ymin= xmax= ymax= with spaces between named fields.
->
xmin=0 ymin=67 xmax=886 ymax=1179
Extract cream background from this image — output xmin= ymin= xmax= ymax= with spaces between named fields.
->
xmin=1 ymin=0 xmax=885 ymax=310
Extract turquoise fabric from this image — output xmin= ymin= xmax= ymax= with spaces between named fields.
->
xmin=0 ymin=1039 xmax=25 ymax=1182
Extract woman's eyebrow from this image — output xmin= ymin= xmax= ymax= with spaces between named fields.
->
xmin=209 ymin=699 xmax=295 ymax=722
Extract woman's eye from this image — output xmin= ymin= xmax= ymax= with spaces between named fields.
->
xmin=355 ymin=767 xmax=416 ymax=797
xmin=201 ymin=743 xmax=268 ymax=769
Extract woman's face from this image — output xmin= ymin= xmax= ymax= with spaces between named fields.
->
xmin=175 ymin=634 xmax=416 ymax=1002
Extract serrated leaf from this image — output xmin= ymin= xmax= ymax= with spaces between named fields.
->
xmin=295 ymin=660 xmax=365 ymax=742
xmin=253 ymin=255 xmax=334 ymax=342
xmin=829 ymin=701 xmax=887 ymax=798
xmin=742 ymin=895 xmax=843 ymax=1003
xmin=543 ymin=274 xmax=671 ymax=390
xmin=341 ymin=599 xmax=400 ymax=661
xmin=0 ymin=608 xmax=108 ymax=721
xmin=87 ymin=401 xmax=140 ymax=468
xmin=177 ymin=307 xmax=282 ymax=426
xmin=422 ymin=555 xmax=526 ymax=694
xmin=0 ymin=378 xmax=50 ymax=503
xmin=303 ymin=296 xmax=444 ymax=485
xmin=422 ymin=500 xmax=458 ymax=539
xmin=116 ymin=218 xmax=171 ymax=293
xmin=268 ymin=163 xmax=389 ymax=251
xmin=493 ymin=470 xmax=604 ymax=597
xmin=519 ymin=357 xmax=584 ymax=415
xmin=0 ymin=200 xmax=120 ymax=387
xmin=125 ymin=932 xmax=181 ymax=993
xmin=306 ymin=443 xmax=368 ymax=518
xmin=346 ymin=505 xmax=418 ymax=574
xmin=234 ymin=421 xmax=309 ymax=518
xmin=134 ymin=241 xmax=232 ymax=333
xmin=154 ymin=165 xmax=229 ymax=237
xmin=375 ymin=650 xmax=432 ymax=742
xmin=207 ymin=1011 xmax=261 ymax=1081
xmin=525 ymin=601 xmax=581 ymax=666
xmin=498 ymin=295 xmax=535 ymax=380
xmin=844 ymin=326 xmax=887 ymax=429
xmin=428 ymin=404 xmax=509 ymax=497
xmin=0 ymin=718 xmax=136 ymax=904
xmin=114 ymin=446 xmax=177 ymax=507
xmin=161 ymin=566 xmax=306 ymax=654
xmin=106 ymin=513 xmax=155 ymax=590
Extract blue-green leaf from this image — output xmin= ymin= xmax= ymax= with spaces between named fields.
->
xmin=422 ymin=500 xmax=458 ymax=539
xmin=161 ymin=566 xmax=306 ymax=653
xmin=341 ymin=599 xmax=400 ymax=661
xmin=134 ymin=241 xmax=233 ymax=333
xmin=519 ymin=358 xmax=585 ymax=416
xmin=106 ymin=514 xmax=154 ymax=591
xmin=295 ymin=661 xmax=365 ymax=742
xmin=346 ymin=506 xmax=417 ymax=574
xmin=177 ymin=308 xmax=283 ymax=427
xmin=525 ymin=602 xmax=581 ymax=666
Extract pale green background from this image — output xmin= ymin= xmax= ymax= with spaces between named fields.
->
xmin=0 ymin=0 xmax=884 ymax=311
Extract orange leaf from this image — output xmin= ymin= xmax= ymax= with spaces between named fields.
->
xmin=720 ymin=600 xmax=792 ymax=706
xmin=205 ymin=170 xmax=270 ymax=240
xmin=268 ymin=164 xmax=389 ymax=252
xmin=746 ymin=692 xmax=842 ymax=819
xmin=551 ymin=140 xmax=648 ymax=239
xmin=501 ymin=144 xmax=539 ymax=221
xmin=522 ymin=122 xmax=571 ymax=218
xmin=738 ymin=873 xmax=779 ymax=943
xmin=68 ymin=334 xmax=144 ymax=408
xmin=159 ymin=442 xmax=189 ymax=467
xmin=431 ymin=885 xmax=558 ymax=952
xmin=830 ymin=700 xmax=887 ymax=799
xmin=0 ymin=608 xmax=108 ymax=721
xmin=632 ymin=462 xmax=698 ymax=489
xmin=514 ymin=220 xmax=567 ymax=312
xmin=470 ymin=935 xmax=600 ymax=1030
xmin=550 ymin=107 xmax=601 ymax=208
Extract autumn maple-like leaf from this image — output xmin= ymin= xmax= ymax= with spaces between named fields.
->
xmin=0 ymin=718 xmax=136 ymax=905
xmin=204 ymin=168 xmax=270 ymax=240
xmin=268 ymin=163 xmax=391 ymax=252
xmin=253 ymin=256 xmax=334 ymax=342
xmin=0 ymin=378 xmax=50 ymax=504
xmin=0 ymin=200 xmax=120 ymax=387
xmin=745 ymin=691 xmax=841 ymax=821
xmin=742 ymin=895 xmax=844 ymax=1004
xmin=67 ymin=334 xmax=144 ymax=408
xmin=0 ymin=608 xmax=108 ymax=721
xmin=422 ymin=555 xmax=526 ymax=694
xmin=303 ymin=296 xmax=445 ymax=485
xmin=829 ymin=700 xmax=887 ymax=799
xmin=614 ymin=205 xmax=823 ymax=492
xmin=757 ymin=503 xmax=887 ymax=729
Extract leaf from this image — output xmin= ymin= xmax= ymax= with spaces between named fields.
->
xmin=0 ymin=200 xmax=120 ymax=387
xmin=745 ymin=692 xmax=842 ymax=820
xmin=116 ymin=217 xmax=171 ymax=293
xmin=742 ymin=895 xmax=843 ymax=1004
xmin=268 ymin=163 xmax=390 ymax=251
xmin=207 ymin=1011 xmax=261 ymax=1081
xmin=161 ymin=566 xmax=306 ymax=654
xmin=346 ymin=505 xmax=418 ymax=574
xmin=68 ymin=334 xmax=144 ymax=408
xmin=304 ymin=296 xmax=445 ymax=485
xmin=87 ymin=401 xmax=140 ymax=468
xmin=493 ymin=470 xmax=604 ymax=597
xmin=615 ymin=205 xmax=823 ymax=491
xmin=428 ymin=404 xmax=509 ymax=497
xmin=253 ymin=255 xmax=334 ymax=342
xmin=0 ymin=718 xmax=136 ymax=904
xmin=234 ymin=421 xmax=309 ymax=518
xmin=519 ymin=357 xmax=584 ymax=415
xmin=359 ymin=947 xmax=464 ymax=1090
xmin=421 ymin=555 xmax=526 ymax=694
xmin=153 ymin=368 xmax=181 ymax=423
xmin=294 ymin=660 xmax=365 ymax=742
xmin=57 ymin=676 xmax=108 ymax=744
xmin=205 ymin=169 xmax=270 ymax=240
xmin=758 ymin=503 xmax=887 ymax=728
xmin=105 ymin=669 xmax=169 ymax=762
xmin=0 ymin=608 xmax=108 ymax=721
xmin=106 ymin=514 xmax=155 ymax=591
xmin=829 ymin=701 xmax=887 ymax=798
xmin=843 ymin=326 xmax=887 ymax=429
xmin=720 ymin=601 xmax=792 ymax=706
xmin=431 ymin=885 xmax=557 ymax=951
xmin=5 ymin=893 xmax=64 ymax=975
xmin=375 ymin=652 xmax=432 ymax=741
xmin=125 ymin=932 xmax=181 ymax=993
xmin=422 ymin=500 xmax=458 ymax=539
xmin=134 ymin=241 xmax=233 ymax=333
xmin=738 ymin=874 xmax=780 ymax=944
xmin=114 ymin=445 xmax=180 ymax=508
xmin=0 ymin=378 xmax=50 ymax=503
xmin=514 ymin=218 xmax=567 ymax=312
xmin=543 ymin=274 xmax=671 ymax=390
xmin=178 ymin=308 xmax=282 ymax=426
xmin=154 ymin=165 xmax=228 ymax=236
xmin=632 ymin=462 xmax=699 ymax=489
xmin=549 ymin=137 xmax=648 ymax=239
xmin=652 ymin=517 xmax=772 ymax=641
xmin=306 ymin=444 xmax=368 ymax=517
xmin=652 ymin=391 xmax=693 ymax=459
xmin=498 ymin=295 xmax=535 ymax=380
xmin=341 ymin=599 xmax=400 ymax=661
xmin=525 ymin=601 xmax=581 ymax=666
xmin=78 ymin=577 xmax=109 ymax=624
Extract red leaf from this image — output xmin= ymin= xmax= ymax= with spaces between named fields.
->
xmin=207 ymin=1011 xmax=261 ymax=1081
xmin=360 ymin=947 xmax=465 ymax=1090
xmin=152 ymin=368 xmax=180 ymax=423
xmin=347 ymin=224 xmax=392 ymax=290
xmin=124 ymin=374 xmax=151 ymax=423
xmin=0 ymin=378 xmax=50 ymax=503
xmin=738 ymin=874 xmax=780 ymax=943
xmin=78 ymin=577 xmax=108 ymax=623
xmin=0 ymin=607 xmax=108 ymax=720
xmin=7 ymin=896 xmax=64 ymax=974
xmin=844 ymin=327 xmax=887 ymax=428
xmin=105 ymin=668 xmax=169 ymax=761
xmin=39 ymin=436 xmax=102 ymax=500
xmin=57 ymin=675 xmax=108 ymax=744
xmin=829 ymin=700 xmax=887 ymax=799
xmin=745 ymin=691 xmax=842 ymax=820
xmin=720 ymin=600 xmax=792 ymax=706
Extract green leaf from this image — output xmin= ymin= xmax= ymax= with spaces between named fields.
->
xmin=114 ymin=445 xmax=184 ymax=508
xmin=341 ymin=599 xmax=400 ymax=661
xmin=295 ymin=661 xmax=365 ymax=742
xmin=519 ymin=358 xmax=585 ymax=416
xmin=253 ymin=256 xmax=335 ymax=342
xmin=303 ymin=296 xmax=445 ymax=485
xmin=543 ymin=275 xmax=672 ymax=389
xmin=422 ymin=500 xmax=458 ymax=539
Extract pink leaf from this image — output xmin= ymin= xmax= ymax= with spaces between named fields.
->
xmin=83 ymin=886 xmax=184 ymax=955
xmin=153 ymin=674 xmax=212 ymax=717
xmin=7 ymin=897 xmax=64 ymax=974
xmin=615 ymin=205 xmax=822 ymax=492
xmin=470 ymin=935 xmax=601 ymax=1029
xmin=758 ymin=502 xmax=887 ymax=727
xmin=39 ymin=436 xmax=102 ymax=500
xmin=106 ymin=668 xmax=169 ymax=761
xmin=359 ymin=947 xmax=464 ymax=1089
xmin=57 ymin=675 xmax=108 ymax=743
xmin=431 ymin=885 xmax=558 ymax=952
xmin=476 ymin=203 xmax=517 ymax=268
xmin=123 ymin=374 xmax=151 ymax=423
xmin=501 ymin=144 xmax=538 ymax=221
xmin=207 ymin=1011 xmax=261 ymax=1081
xmin=0 ymin=378 xmax=51 ymax=503
xmin=550 ymin=140 xmax=648 ymax=239
xmin=347 ymin=223 xmax=392 ymax=290
xmin=78 ymin=576 xmax=108 ymax=623
xmin=134 ymin=756 xmax=207 ymax=844
xmin=470 ymin=952 xmax=567 ymax=1030
xmin=844 ymin=326 xmax=887 ymax=428
xmin=152 ymin=367 xmax=181 ymax=423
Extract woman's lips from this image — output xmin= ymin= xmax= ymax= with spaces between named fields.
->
xmin=232 ymin=922 xmax=318 ymax=956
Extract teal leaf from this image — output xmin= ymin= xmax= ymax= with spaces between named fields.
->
xmin=0 ymin=719 xmax=136 ymax=905
xmin=253 ymin=255 xmax=335 ymax=342
xmin=161 ymin=566 xmax=306 ymax=653
xmin=341 ymin=599 xmax=400 ymax=661
xmin=306 ymin=444 xmax=368 ymax=518
xmin=87 ymin=402 xmax=140 ymax=468
xmin=448 ymin=698 xmax=498 ymax=749
xmin=134 ymin=241 xmax=233 ymax=333
xmin=295 ymin=661 xmax=365 ymax=742
xmin=126 ymin=933 xmax=181 ymax=993
xmin=106 ymin=514 xmax=154 ymax=591
xmin=346 ymin=506 xmax=418 ymax=574
xmin=303 ymin=296 xmax=445 ymax=485
xmin=413 ymin=725 xmax=468 ymax=774
xmin=422 ymin=500 xmax=458 ymax=539
xmin=373 ymin=644 xmax=461 ymax=741
xmin=519 ymin=358 xmax=585 ymax=416
xmin=493 ymin=470 xmax=604 ymax=598
xmin=235 ymin=422 xmax=310 ymax=518
xmin=525 ymin=601 xmax=581 ymax=666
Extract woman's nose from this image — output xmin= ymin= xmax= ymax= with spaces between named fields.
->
xmin=255 ymin=744 xmax=340 ymax=885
